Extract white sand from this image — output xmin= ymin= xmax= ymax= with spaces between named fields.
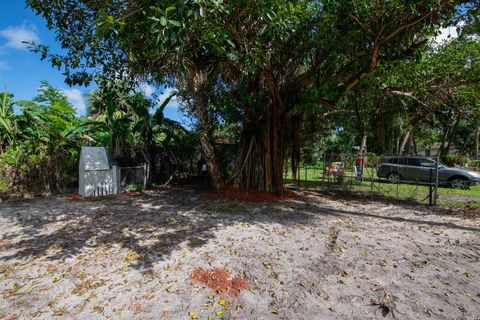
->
xmin=0 ymin=187 xmax=479 ymax=319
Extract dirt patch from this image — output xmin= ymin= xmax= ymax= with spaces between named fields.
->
xmin=204 ymin=185 xmax=294 ymax=202
xmin=453 ymin=205 xmax=480 ymax=219
xmin=191 ymin=268 xmax=249 ymax=297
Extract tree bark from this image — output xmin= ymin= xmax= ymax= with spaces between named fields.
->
xmin=445 ymin=115 xmax=461 ymax=154
xmin=231 ymin=68 xmax=286 ymax=196
xmin=438 ymin=110 xmax=452 ymax=157
xmin=265 ymin=69 xmax=285 ymax=196
xmin=412 ymin=134 xmax=418 ymax=156
xmin=360 ymin=135 xmax=367 ymax=154
xmin=398 ymin=131 xmax=411 ymax=155
xmin=200 ymin=132 xmax=223 ymax=190
xmin=188 ymin=67 xmax=223 ymax=190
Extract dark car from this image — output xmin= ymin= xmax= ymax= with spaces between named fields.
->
xmin=377 ymin=156 xmax=480 ymax=189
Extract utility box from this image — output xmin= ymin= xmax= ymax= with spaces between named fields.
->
xmin=79 ymin=147 xmax=121 ymax=197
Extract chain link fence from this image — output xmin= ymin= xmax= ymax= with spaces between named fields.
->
xmin=285 ymin=153 xmax=480 ymax=208
xmin=119 ymin=165 xmax=147 ymax=192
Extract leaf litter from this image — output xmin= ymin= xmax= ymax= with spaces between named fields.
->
xmin=0 ymin=187 xmax=479 ymax=319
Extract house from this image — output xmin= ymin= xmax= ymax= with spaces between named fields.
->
xmin=421 ymin=142 xmax=458 ymax=157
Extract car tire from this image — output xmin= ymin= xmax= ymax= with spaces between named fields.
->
xmin=387 ymin=173 xmax=400 ymax=184
xmin=449 ymin=178 xmax=470 ymax=190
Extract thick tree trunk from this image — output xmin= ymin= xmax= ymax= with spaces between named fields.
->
xmin=445 ymin=115 xmax=461 ymax=154
xmin=265 ymin=69 xmax=285 ymax=196
xmin=196 ymin=96 xmax=223 ymax=191
xmin=289 ymin=115 xmax=302 ymax=181
xmin=200 ymin=132 xmax=223 ymax=190
xmin=189 ymin=67 xmax=223 ymax=190
xmin=230 ymin=79 xmax=265 ymax=190
xmin=360 ymin=135 xmax=367 ymax=154
xmin=412 ymin=135 xmax=418 ymax=156
xmin=398 ymin=131 xmax=411 ymax=155
xmin=268 ymin=101 xmax=284 ymax=196
xmin=230 ymin=69 xmax=287 ymax=196
xmin=438 ymin=110 xmax=453 ymax=158
xmin=438 ymin=127 xmax=449 ymax=158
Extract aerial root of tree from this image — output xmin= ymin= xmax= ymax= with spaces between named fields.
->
xmin=230 ymin=108 xmax=302 ymax=195
xmin=231 ymin=134 xmax=265 ymax=191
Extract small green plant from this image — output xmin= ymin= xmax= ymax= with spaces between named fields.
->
xmin=125 ymin=184 xmax=144 ymax=192
xmin=0 ymin=176 xmax=7 ymax=193
xmin=365 ymin=152 xmax=381 ymax=166
xmin=468 ymin=159 xmax=480 ymax=170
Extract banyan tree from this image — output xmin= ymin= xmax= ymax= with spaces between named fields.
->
xmin=28 ymin=0 xmax=474 ymax=194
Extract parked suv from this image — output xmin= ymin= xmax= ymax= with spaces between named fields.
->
xmin=377 ymin=156 xmax=480 ymax=189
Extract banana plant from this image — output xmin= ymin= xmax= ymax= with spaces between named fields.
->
xmin=0 ymin=89 xmax=17 ymax=148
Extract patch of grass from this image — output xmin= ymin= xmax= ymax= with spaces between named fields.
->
xmin=437 ymin=185 xmax=480 ymax=198
xmin=125 ymin=184 xmax=144 ymax=192
xmin=442 ymin=200 xmax=480 ymax=210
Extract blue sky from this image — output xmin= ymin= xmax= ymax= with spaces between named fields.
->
xmin=0 ymin=1 xmax=186 ymax=124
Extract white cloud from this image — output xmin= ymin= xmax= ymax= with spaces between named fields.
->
xmin=63 ymin=89 xmax=87 ymax=116
xmin=434 ymin=26 xmax=459 ymax=43
xmin=0 ymin=25 xmax=40 ymax=51
xmin=157 ymin=87 xmax=179 ymax=109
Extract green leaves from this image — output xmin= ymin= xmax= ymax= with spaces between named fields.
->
xmin=169 ymin=19 xmax=181 ymax=27
xmin=160 ymin=16 xmax=168 ymax=26
xmin=147 ymin=5 xmax=180 ymax=28
xmin=0 ymin=82 xmax=86 ymax=193
xmin=0 ymin=90 xmax=16 ymax=143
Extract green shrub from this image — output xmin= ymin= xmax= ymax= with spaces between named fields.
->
xmin=125 ymin=184 xmax=144 ymax=192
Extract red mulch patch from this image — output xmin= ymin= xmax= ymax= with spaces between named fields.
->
xmin=204 ymin=186 xmax=293 ymax=203
xmin=116 ymin=192 xmax=141 ymax=197
xmin=66 ymin=194 xmax=84 ymax=201
xmin=191 ymin=268 xmax=249 ymax=297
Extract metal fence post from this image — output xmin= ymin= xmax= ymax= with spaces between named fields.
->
xmin=370 ymin=161 xmax=374 ymax=196
xmin=396 ymin=164 xmax=400 ymax=198
xmin=434 ymin=156 xmax=439 ymax=205
xmin=321 ymin=153 xmax=326 ymax=191
xmin=304 ymin=166 xmax=307 ymax=189
xmin=428 ymin=168 xmax=433 ymax=206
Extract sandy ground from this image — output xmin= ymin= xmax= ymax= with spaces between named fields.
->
xmin=0 ymin=187 xmax=479 ymax=320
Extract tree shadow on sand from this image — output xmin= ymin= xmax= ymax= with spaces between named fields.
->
xmin=301 ymin=190 xmax=480 ymax=233
xmin=0 ymin=186 xmax=312 ymax=273
xmin=1 ymin=186 xmax=477 ymax=276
